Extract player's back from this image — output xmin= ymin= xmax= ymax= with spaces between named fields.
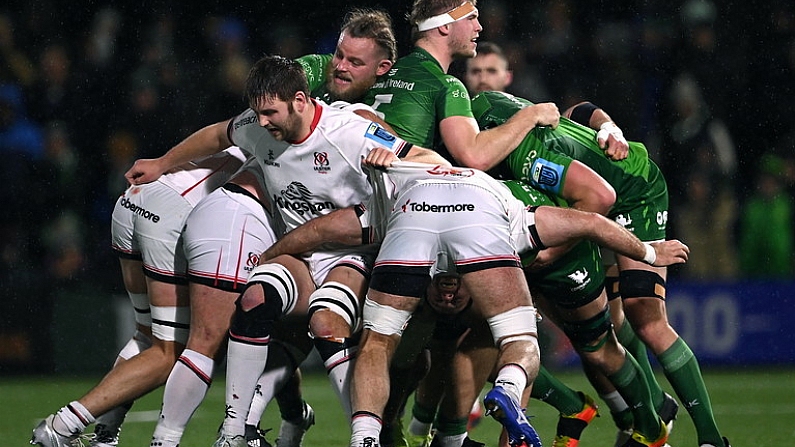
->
xmin=365 ymin=47 xmax=472 ymax=157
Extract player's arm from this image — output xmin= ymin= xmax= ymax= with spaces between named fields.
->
xmin=125 ymin=119 xmax=233 ymax=185
xmin=531 ymin=206 xmax=689 ymax=267
xmin=260 ymin=207 xmax=364 ymax=262
xmin=565 ymin=101 xmax=628 ymax=161
xmin=440 ymin=103 xmax=560 ymax=171
xmin=364 ymin=146 xmax=451 ymax=168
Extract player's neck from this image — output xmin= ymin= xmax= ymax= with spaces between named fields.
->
xmin=417 ymin=39 xmax=452 ymax=73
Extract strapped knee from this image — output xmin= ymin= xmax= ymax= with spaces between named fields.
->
xmin=619 ymin=269 xmax=666 ymax=300
xmin=229 ymin=294 xmax=284 ymax=339
xmin=362 ymin=297 xmax=413 ymax=337
xmin=562 ymin=307 xmax=613 ymax=352
xmin=151 ymin=305 xmax=190 ymax=343
xmin=308 ymin=281 xmax=361 ymax=332
xmin=486 ymin=306 xmax=539 ymax=351
xmin=245 ymin=263 xmax=298 ymax=313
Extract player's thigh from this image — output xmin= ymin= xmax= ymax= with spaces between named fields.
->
xmin=119 ymin=258 xmax=147 ymax=294
xmin=145 ymin=278 xmax=188 ymax=307
xmin=463 ymin=267 xmax=532 ymax=318
xmin=187 ymin=283 xmax=237 ymax=349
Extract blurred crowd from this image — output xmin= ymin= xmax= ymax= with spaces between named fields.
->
xmin=1 ymin=0 xmax=794 ymax=370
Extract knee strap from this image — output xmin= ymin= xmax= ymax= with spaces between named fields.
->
xmin=246 ymin=263 xmax=298 ymax=314
xmin=308 ymin=281 xmax=361 ymax=331
xmin=562 ymin=306 xmax=613 ymax=352
xmin=604 ymin=275 xmax=621 ymax=301
xmin=619 ymin=269 xmax=666 ymax=300
xmin=229 ymin=295 xmax=284 ymax=339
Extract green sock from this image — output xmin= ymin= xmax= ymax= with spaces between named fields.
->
xmin=411 ymin=400 xmax=437 ymax=424
xmin=530 ymin=365 xmax=585 ymax=415
xmin=616 ymin=319 xmax=665 ymax=410
xmin=658 ymin=337 xmax=723 ymax=446
xmin=608 ymin=355 xmax=660 ymax=439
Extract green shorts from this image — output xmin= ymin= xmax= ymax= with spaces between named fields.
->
xmin=525 ymin=240 xmax=605 ymax=309
xmin=609 ymin=162 xmax=669 ymax=242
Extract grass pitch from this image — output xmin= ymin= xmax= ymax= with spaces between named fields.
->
xmin=8 ymin=368 xmax=795 ymax=446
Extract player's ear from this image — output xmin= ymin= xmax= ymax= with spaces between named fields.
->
xmin=293 ymin=91 xmax=310 ymax=111
xmin=376 ymin=59 xmax=393 ymax=76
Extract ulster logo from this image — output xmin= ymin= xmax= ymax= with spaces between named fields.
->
xmin=313 ymin=151 xmax=331 ymax=173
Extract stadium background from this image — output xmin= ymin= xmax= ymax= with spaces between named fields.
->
xmin=1 ymin=0 xmax=794 ymax=376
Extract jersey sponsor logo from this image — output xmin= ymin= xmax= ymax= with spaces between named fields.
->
xmin=400 ymin=198 xmax=475 ymax=213
xmin=313 ymin=151 xmax=331 ymax=173
xmin=119 ymin=197 xmax=160 ymax=223
xmin=425 ymin=165 xmax=475 ymax=178
xmin=263 ymin=149 xmax=281 ymax=167
xmin=274 ymin=181 xmax=336 ymax=216
xmin=615 ymin=214 xmax=633 ymax=229
xmin=384 ymin=78 xmax=415 ymax=91
xmin=233 ymin=115 xmax=257 ymax=130
xmin=364 ymin=123 xmax=399 ymax=147
xmin=567 ymin=268 xmax=592 ymax=291
xmin=530 ymin=158 xmax=563 ymax=193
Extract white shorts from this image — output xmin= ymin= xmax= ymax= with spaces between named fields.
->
xmin=303 ymin=245 xmax=378 ymax=286
xmin=111 ymin=182 xmax=195 ymax=283
xmin=184 ymin=185 xmax=281 ymax=292
xmin=371 ymin=182 xmax=520 ymax=297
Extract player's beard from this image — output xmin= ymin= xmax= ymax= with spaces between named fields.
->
xmin=268 ymin=102 xmax=302 ymax=142
xmin=326 ymin=67 xmax=374 ymax=103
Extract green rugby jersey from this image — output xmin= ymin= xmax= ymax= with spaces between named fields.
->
xmin=296 ymin=53 xmax=335 ymax=102
xmin=364 ymin=47 xmax=472 ymax=161
xmin=472 ymin=91 xmax=653 ymax=215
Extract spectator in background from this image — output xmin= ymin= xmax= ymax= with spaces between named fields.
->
xmin=738 ymin=153 xmax=794 ymax=278
xmin=0 ymin=13 xmax=36 ymax=88
xmin=662 ymin=72 xmax=739 ymax=279
xmin=27 ymin=44 xmax=81 ymax=127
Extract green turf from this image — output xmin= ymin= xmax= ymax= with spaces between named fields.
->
xmin=8 ymin=368 xmax=794 ymax=446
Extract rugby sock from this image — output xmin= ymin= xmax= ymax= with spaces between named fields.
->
xmin=152 ymin=349 xmax=214 ymax=442
xmin=598 ymin=390 xmax=634 ymax=430
xmin=616 ymin=318 xmax=666 ymax=410
xmin=315 ymin=337 xmax=357 ymax=417
xmin=52 ymin=401 xmax=95 ymax=436
xmin=223 ymin=338 xmax=269 ymax=436
xmin=435 ymin=414 xmax=468 ymax=443
xmin=530 ymin=365 xmax=585 ymax=415
xmin=607 ymin=355 xmax=659 ymax=439
xmin=408 ymin=401 xmax=436 ymax=436
xmin=494 ymin=364 xmax=528 ymax=404
xmin=248 ymin=343 xmax=296 ymax=426
xmin=350 ymin=412 xmax=382 ymax=447
xmin=658 ymin=337 xmax=723 ymax=446
xmin=435 ymin=432 xmax=467 ymax=447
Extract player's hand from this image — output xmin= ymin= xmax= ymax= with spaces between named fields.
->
xmin=125 ymin=158 xmax=167 ymax=185
xmin=363 ymin=147 xmax=398 ymax=169
xmin=529 ymin=102 xmax=560 ymax=129
xmin=650 ymin=240 xmax=690 ymax=266
xmin=597 ymin=122 xmax=628 ymax=161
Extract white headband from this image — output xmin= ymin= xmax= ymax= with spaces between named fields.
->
xmin=416 ymin=2 xmax=478 ymax=32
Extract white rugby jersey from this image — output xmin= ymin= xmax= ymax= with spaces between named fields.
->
xmin=365 ymin=161 xmax=543 ymax=255
xmin=158 ymin=146 xmax=247 ymax=206
xmin=228 ymin=100 xmax=412 ymax=232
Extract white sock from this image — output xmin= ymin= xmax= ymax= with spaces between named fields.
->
xmin=437 ymin=432 xmax=467 ymax=447
xmin=350 ymin=413 xmax=382 ymax=447
xmin=407 ymin=417 xmax=432 ymax=437
xmin=247 ymin=344 xmax=294 ymax=426
xmin=323 ymin=346 xmax=356 ymax=417
xmin=599 ymin=390 xmax=629 ymax=413
xmin=152 ymin=349 xmax=215 ymax=442
xmin=494 ymin=364 xmax=528 ymax=403
xmin=223 ymin=339 xmax=269 ymax=436
xmin=52 ymin=401 xmax=95 ymax=436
